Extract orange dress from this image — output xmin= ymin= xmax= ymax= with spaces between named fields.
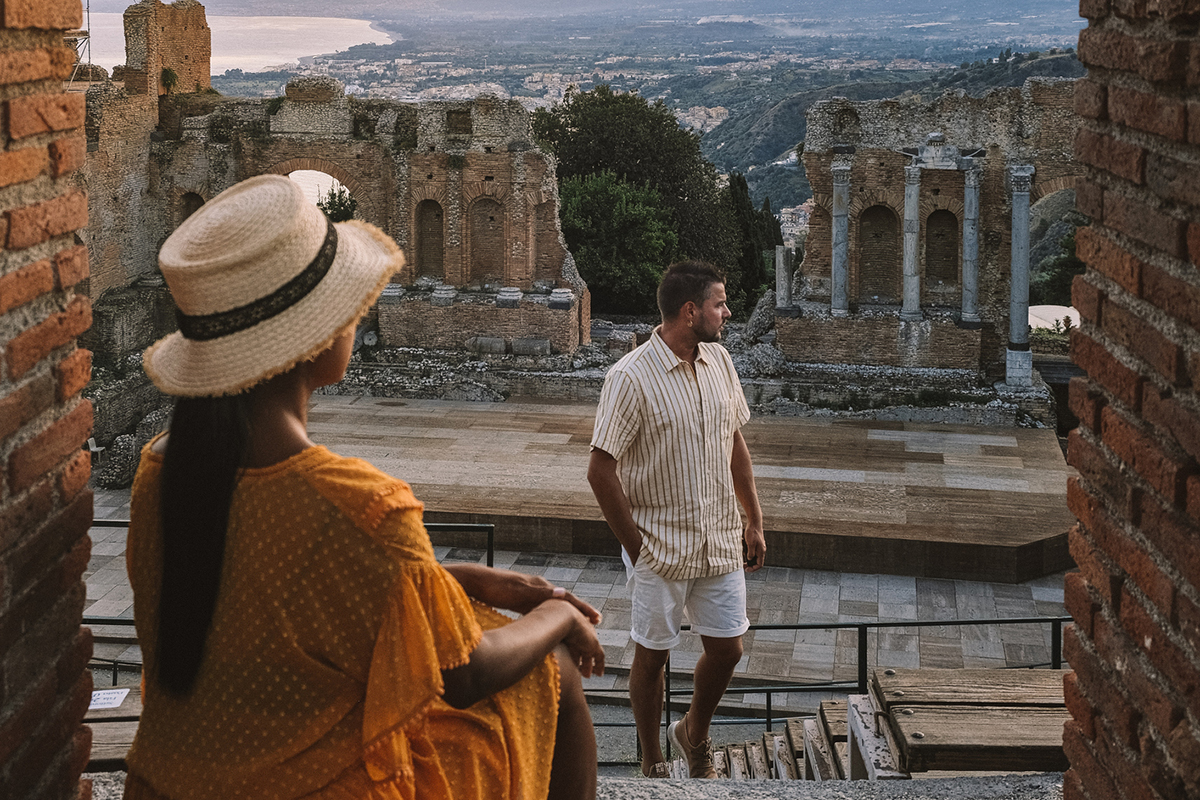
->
xmin=123 ymin=443 xmax=559 ymax=800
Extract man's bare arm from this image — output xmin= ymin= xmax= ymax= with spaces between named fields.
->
xmin=587 ymin=448 xmax=644 ymax=564
xmin=731 ymin=429 xmax=766 ymax=572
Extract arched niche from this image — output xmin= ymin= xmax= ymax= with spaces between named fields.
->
xmin=415 ymin=199 xmax=444 ymax=280
xmin=857 ymin=204 xmax=900 ymax=304
xmin=468 ymin=197 xmax=505 ymax=288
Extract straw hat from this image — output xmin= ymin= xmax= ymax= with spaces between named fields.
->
xmin=144 ymin=174 xmax=404 ymax=397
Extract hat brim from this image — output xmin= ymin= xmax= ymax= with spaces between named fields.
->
xmin=145 ymin=220 xmax=403 ymax=397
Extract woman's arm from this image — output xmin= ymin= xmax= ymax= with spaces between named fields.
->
xmin=443 ymin=563 xmax=600 ymax=623
xmin=441 ymin=598 xmax=604 ymax=709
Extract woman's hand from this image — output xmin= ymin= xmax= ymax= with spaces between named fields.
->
xmin=551 ymin=600 xmax=606 ymax=679
xmin=444 ymin=564 xmax=601 ymax=624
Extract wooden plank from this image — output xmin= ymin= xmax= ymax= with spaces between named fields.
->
xmin=784 ymin=717 xmax=807 ymax=768
xmin=891 ymin=705 xmax=1071 ymax=773
xmin=846 ymin=694 xmax=909 ymax=781
xmin=873 ymin=668 xmax=1068 ymax=711
xmin=712 ymin=748 xmax=729 ymax=779
xmin=745 ymin=739 xmax=770 ymax=779
xmin=819 ymin=700 xmax=849 ymax=742
xmin=768 ymin=732 xmax=799 ymax=780
xmin=726 ymin=744 xmax=749 ymax=780
xmin=802 ymin=718 xmax=838 ymax=781
xmin=86 ymin=720 xmax=138 ymax=772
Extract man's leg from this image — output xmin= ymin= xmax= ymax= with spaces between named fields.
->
xmin=630 ymin=643 xmax=671 ymax=773
xmin=685 ymin=634 xmax=743 ymax=744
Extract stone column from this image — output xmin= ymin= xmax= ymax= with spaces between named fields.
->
xmin=775 ymin=245 xmax=793 ymax=309
xmin=831 ymin=162 xmax=851 ymax=316
xmin=1007 ymin=165 xmax=1035 ymax=387
xmin=961 ymin=162 xmax=982 ymax=324
xmin=901 ymin=164 xmax=922 ymax=321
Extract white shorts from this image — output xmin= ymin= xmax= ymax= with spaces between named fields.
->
xmin=623 ymin=551 xmax=749 ymax=650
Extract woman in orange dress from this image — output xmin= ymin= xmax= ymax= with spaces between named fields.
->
xmin=123 ymin=175 xmax=604 ymax=800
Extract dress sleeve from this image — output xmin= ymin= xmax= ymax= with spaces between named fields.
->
xmin=360 ymin=508 xmax=483 ymax=785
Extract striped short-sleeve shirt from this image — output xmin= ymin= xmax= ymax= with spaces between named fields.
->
xmin=590 ymin=329 xmax=750 ymax=580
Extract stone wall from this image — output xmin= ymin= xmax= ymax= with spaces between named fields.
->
xmin=121 ymin=0 xmax=210 ymax=97
xmin=776 ymin=306 xmax=982 ymax=370
xmin=378 ymin=292 xmax=581 ymax=354
xmin=0 ymin=1 xmax=95 ymax=798
xmin=1063 ymin=2 xmax=1200 ymax=799
xmin=796 ymin=79 xmax=1082 ymax=378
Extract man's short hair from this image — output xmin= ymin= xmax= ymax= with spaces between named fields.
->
xmin=657 ymin=260 xmax=725 ymax=320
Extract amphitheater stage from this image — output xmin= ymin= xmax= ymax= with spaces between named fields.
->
xmin=308 ymin=395 xmax=1076 ymax=583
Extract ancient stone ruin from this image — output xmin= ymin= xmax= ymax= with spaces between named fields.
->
xmin=787 ymin=80 xmax=1081 ymax=386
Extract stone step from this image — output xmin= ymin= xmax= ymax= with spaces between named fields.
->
xmin=596 ymin=772 xmax=1063 ymax=799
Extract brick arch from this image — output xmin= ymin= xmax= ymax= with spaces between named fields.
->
xmin=525 ymin=189 xmax=549 ymax=207
xmin=918 ymin=193 xmax=965 ymax=220
xmin=849 ymin=188 xmax=902 ymax=219
xmin=264 ymin=157 xmax=367 ymax=204
xmin=811 ymin=193 xmax=833 ymax=215
xmin=411 ymin=182 xmax=449 ymax=207
xmin=462 ymin=180 xmax=511 ymax=205
xmin=1031 ymin=175 xmax=1076 ymax=203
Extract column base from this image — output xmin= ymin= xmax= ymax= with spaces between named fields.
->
xmin=1005 ymin=348 xmax=1034 ymax=388
xmin=831 ymin=307 xmax=850 ymax=318
xmin=900 ymin=311 xmax=923 ymax=322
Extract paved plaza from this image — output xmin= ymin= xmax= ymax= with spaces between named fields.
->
xmin=86 ymin=397 xmax=1073 ymax=718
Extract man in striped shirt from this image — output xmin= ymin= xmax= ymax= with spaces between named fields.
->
xmin=588 ymin=260 xmax=765 ymax=779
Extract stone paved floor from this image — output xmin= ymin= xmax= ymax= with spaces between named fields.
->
xmin=88 ymin=489 xmax=1070 ymax=716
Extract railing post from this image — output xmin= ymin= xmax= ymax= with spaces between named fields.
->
xmin=487 ymin=525 xmax=494 ymax=568
xmin=1052 ymin=619 xmax=1062 ymax=669
xmin=766 ymin=690 xmax=773 ymax=732
xmin=858 ymin=626 xmax=869 ymax=694
xmin=664 ymin=656 xmax=673 ymax=759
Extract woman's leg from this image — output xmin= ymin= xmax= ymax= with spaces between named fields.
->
xmin=548 ymin=644 xmax=597 ymax=800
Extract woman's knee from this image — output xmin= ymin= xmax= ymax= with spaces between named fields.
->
xmin=553 ymin=644 xmax=586 ymax=704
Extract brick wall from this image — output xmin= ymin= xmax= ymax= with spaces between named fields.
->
xmin=776 ymin=313 xmax=982 ymax=370
xmin=1065 ymin=1 xmax=1200 ymax=799
xmin=378 ymin=295 xmax=581 ymax=354
xmin=0 ymin=1 xmax=95 ymax=798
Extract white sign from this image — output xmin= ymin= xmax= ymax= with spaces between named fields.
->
xmin=89 ymin=688 xmax=130 ymax=710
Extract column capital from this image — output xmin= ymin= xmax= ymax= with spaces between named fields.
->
xmin=964 ymin=163 xmax=981 ymax=188
xmin=1008 ymin=164 xmax=1035 ymax=194
xmin=832 ymin=162 xmax=852 ymax=185
xmin=905 ymin=164 xmax=922 ymax=184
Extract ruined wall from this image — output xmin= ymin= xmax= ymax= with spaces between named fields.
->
xmin=0 ymin=1 xmax=95 ymax=798
xmin=122 ymin=0 xmax=210 ymax=96
xmin=776 ymin=312 xmax=981 ymax=370
xmin=378 ymin=294 xmax=581 ymax=354
xmin=1064 ymin=2 xmax=1200 ymax=799
xmin=797 ymin=79 xmax=1081 ymax=377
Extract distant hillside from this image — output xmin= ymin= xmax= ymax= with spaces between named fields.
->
xmin=705 ymin=51 xmax=1084 ymax=208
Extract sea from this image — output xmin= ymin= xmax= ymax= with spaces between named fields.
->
xmin=81 ymin=12 xmax=394 ymax=74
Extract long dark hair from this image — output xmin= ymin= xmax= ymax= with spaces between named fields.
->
xmin=156 ymin=394 xmax=251 ymax=695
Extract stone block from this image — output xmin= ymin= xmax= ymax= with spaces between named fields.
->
xmin=512 ymin=338 xmax=551 ymax=356
xmin=468 ymin=336 xmax=507 ymax=354
xmin=496 ymin=287 xmax=523 ymax=308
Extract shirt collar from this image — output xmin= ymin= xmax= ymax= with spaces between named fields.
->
xmin=648 ymin=327 xmax=711 ymax=373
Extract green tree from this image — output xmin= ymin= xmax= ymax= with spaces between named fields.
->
xmin=725 ymin=173 xmax=785 ymax=308
xmin=559 ymin=171 xmax=678 ymax=315
xmin=534 ymin=85 xmax=736 ymax=309
xmin=1031 ymin=230 xmax=1085 ymax=306
xmin=317 ymin=184 xmax=356 ymax=222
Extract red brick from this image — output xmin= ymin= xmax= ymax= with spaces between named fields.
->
xmin=1101 ymin=300 xmax=1187 ymax=385
xmin=1072 ymin=274 xmax=1104 ymax=326
xmin=1189 ymin=101 xmax=1200 ymax=146
xmin=1113 ymin=0 xmax=1150 ymax=17
xmin=0 ymin=480 xmax=53 ymax=553
xmin=53 ymin=244 xmax=88 ymax=289
xmin=54 ymin=347 xmax=90 ymax=401
xmin=1141 ymin=260 xmax=1200 ymax=332
xmin=0 ymin=371 xmax=55 ymax=441
xmin=1101 ymin=405 xmax=1191 ymax=504
xmin=1078 ymin=27 xmax=1187 ymax=83
xmin=1143 ymin=728 xmax=1190 ymax=799
xmin=1147 ymin=151 xmax=1200 ymax=207
xmin=1 ymin=0 xmax=81 ymax=29
xmin=0 ymin=258 xmax=54 ymax=315
xmin=1077 ymin=179 xmax=1105 ymax=220
xmin=1064 ymin=670 xmax=1096 ymax=739
xmin=1071 ymin=328 xmax=1145 ymax=410
xmin=1077 ymin=128 xmax=1145 ymax=184
xmin=6 ymin=190 xmax=88 ymax=251
xmin=1076 ymin=78 xmax=1109 ymax=121
xmin=6 ymin=294 xmax=91 ymax=379
xmin=1065 ymin=568 xmax=1101 ymax=638
xmin=1075 ymin=227 xmax=1141 ymax=295
xmin=48 ymin=134 xmax=85 ymax=178
xmin=1119 ymin=587 xmax=1200 ymax=716
xmin=57 ymin=449 xmax=90 ymax=504
xmin=1177 ymin=592 xmax=1200 ymax=658
xmin=1080 ymin=0 xmax=1112 ymax=17
xmin=1062 ymin=770 xmax=1086 ymax=800
xmin=1063 ymin=720 xmax=1122 ymax=800
xmin=1188 ymin=474 xmax=1200 ymax=518
xmin=1135 ymin=491 xmax=1200 ymax=595
xmin=0 ymin=146 xmax=48 ymax=188
xmin=1189 ymin=223 xmax=1200 ymax=264
xmin=1104 ymin=191 xmax=1188 ymax=259
xmin=1109 ymin=85 xmax=1187 ymax=140
xmin=0 ymin=47 xmax=74 ymax=84
xmin=0 ymin=670 xmax=55 ymax=765
xmin=1069 ymin=376 xmax=1106 ymax=432
xmin=1142 ymin=382 xmax=1200 ymax=463
xmin=55 ymin=628 xmax=92 ymax=696
xmin=7 ymin=400 xmax=92 ymax=493
xmin=6 ymin=93 xmax=85 ymax=140
xmin=56 ymin=521 xmax=91 ymax=589
xmin=1069 ymin=516 xmax=1123 ymax=607
xmin=1069 ymin=428 xmax=1139 ymax=523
